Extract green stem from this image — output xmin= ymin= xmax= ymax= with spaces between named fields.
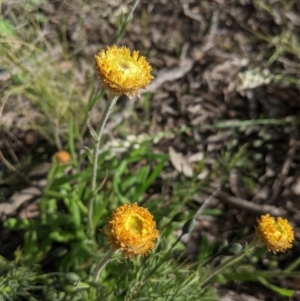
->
xmin=88 ymin=96 xmax=119 ymax=239
xmin=93 ymin=249 xmax=116 ymax=283
xmin=115 ymin=0 xmax=141 ymax=45
xmin=200 ymin=252 xmax=246 ymax=288
xmin=200 ymin=243 xmax=256 ymax=288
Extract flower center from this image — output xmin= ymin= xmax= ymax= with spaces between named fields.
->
xmin=119 ymin=62 xmax=130 ymax=70
xmin=126 ymin=216 xmax=143 ymax=235
xmin=117 ymin=58 xmax=137 ymax=74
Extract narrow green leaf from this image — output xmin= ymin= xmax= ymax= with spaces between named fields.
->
xmin=182 ymin=218 xmax=195 ymax=235
xmin=258 ymin=277 xmax=295 ymax=297
xmin=135 ymin=158 xmax=167 ymax=200
xmin=68 ymin=117 xmax=77 ymax=168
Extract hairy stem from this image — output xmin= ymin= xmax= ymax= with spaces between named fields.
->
xmin=115 ymin=0 xmax=141 ymax=45
xmin=200 ymin=242 xmax=256 ymax=288
xmin=88 ymin=95 xmax=118 ymax=239
xmin=93 ymin=249 xmax=116 ymax=283
xmin=200 ymin=252 xmax=246 ymax=288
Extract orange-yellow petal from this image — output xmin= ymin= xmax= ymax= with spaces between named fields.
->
xmin=95 ymin=45 xmax=154 ymax=97
xmin=105 ymin=203 xmax=158 ymax=258
xmin=255 ymin=214 xmax=294 ymax=253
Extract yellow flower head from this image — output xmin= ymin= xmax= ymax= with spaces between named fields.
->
xmin=106 ymin=203 xmax=158 ymax=258
xmin=255 ymin=214 xmax=294 ymax=253
xmin=54 ymin=150 xmax=71 ymax=164
xmin=95 ymin=45 xmax=154 ymax=97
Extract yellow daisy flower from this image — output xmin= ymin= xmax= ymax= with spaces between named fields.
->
xmin=94 ymin=45 xmax=154 ymax=96
xmin=255 ymin=214 xmax=294 ymax=253
xmin=106 ymin=203 xmax=158 ymax=258
xmin=54 ymin=150 xmax=71 ymax=164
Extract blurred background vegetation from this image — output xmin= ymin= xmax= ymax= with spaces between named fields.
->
xmin=0 ymin=0 xmax=300 ymax=300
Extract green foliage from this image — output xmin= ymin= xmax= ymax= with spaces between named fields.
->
xmin=119 ymin=251 xmax=217 ymax=301
xmin=0 ymin=253 xmax=38 ymax=301
xmin=1 ymin=1 xmax=298 ymax=300
xmin=0 ymin=19 xmax=15 ymax=37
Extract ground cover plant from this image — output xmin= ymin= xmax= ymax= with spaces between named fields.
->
xmin=0 ymin=0 xmax=300 ymax=300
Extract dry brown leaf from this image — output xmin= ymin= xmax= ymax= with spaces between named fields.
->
xmin=168 ymin=146 xmax=193 ymax=177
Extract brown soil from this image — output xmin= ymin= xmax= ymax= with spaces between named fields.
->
xmin=1 ymin=1 xmax=300 ymax=300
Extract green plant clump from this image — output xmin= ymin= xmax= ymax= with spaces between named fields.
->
xmin=0 ymin=1 xmax=298 ymax=301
